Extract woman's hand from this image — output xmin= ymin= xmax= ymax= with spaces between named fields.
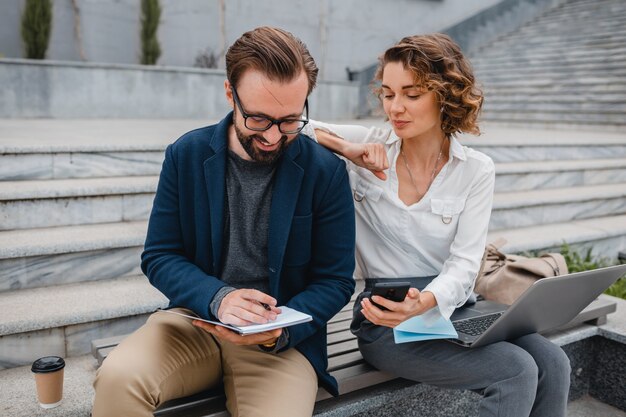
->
xmin=360 ymin=288 xmax=437 ymax=328
xmin=342 ymin=142 xmax=389 ymax=180
xmin=313 ymin=128 xmax=389 ymax=180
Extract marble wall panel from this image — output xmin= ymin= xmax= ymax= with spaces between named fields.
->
xmin=0 ymin=246 xmax=143 ymax=292
xmin=65 ymin=313 xmax=150 ymax=357
xmin=0 ymin=154 xmax=53 ymax=181
xmin=52 ymin=151 xmax=164 ymax=179
xmin=0 ymin=196 xmax=123 ymax=230
xmin=0 ymin=328 xmax=65 ymax=370
xmin=122 ymin=193 xmax=155 ymax=221
xmin=490 ymin=198 xmax=626 ymax=230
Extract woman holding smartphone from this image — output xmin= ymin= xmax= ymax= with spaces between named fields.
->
xmin=306 ymin=34 xmax=570 ymax=417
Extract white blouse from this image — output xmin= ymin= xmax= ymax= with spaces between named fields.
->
xmin=305 ymin=121 xmax=495 ymax=320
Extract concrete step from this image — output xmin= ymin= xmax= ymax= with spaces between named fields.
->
xmin=494 ymin=158 xmax=626 ymax=192
xmin=520 ymin=16 xmax=626 ymax=32
xmin=479 ymin=39 xmax=626 ymax=59
xmin=480 ymin=76 xmax=626 ymax=89
xmin=471 ymin=45 xmax=626 ymax=64
xmin=473 ymin=55 xmax=626 ymax=72
xmin=0 ymin=176 xmax=158 ymax=230
xmin=482 ymin=101 xmax=626 ymax=114
xmin=494 ymin=28 xmax=626 ymax=47
xmin=0 ymin=148 xmax=165 ymax=181
xmin=490 ymin=183 xmax=626 ymax=230
xmin=484 ymin=94 xmax=626 ymax=105
xmin=3 ymin=159 xmax=620 ymax=233
xmin=485 ymin=34 xmax=626 ymax=52
xmin=460 ymin=128 xmax=626 ymax=162
xmin=0 ymin=275 xmax=167 ymax=371
xmin=483 ymin=85 xmax=626 ymax=97
xmin=487 ymin=214 xmax=626 ymax=259
xmin=0 ymin=221 xmax=146 ymax=292
xmin=524 ymin=5 xmax=626 ymax=25
xmin=476 ymin=68 xmax=626 ymax=82
xmin=473 ymin=56 xmax=626 ymax=73
xmin=0 ymin=119 xmax=205 ymax=181
xmin=479 ymin=110 xmax=626 ymax=126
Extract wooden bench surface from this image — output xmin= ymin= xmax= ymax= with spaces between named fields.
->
xmin=91 ymin=294 xmax=616 ymax=417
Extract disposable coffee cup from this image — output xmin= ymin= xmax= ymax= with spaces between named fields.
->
xmin=31 ymin=356 xmax=65 ymax=409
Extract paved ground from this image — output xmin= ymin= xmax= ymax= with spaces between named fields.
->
xmin=1 ymin=119 xmax=626 ymax=151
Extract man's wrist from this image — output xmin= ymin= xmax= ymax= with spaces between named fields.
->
xmin=258 ymin=338 xmax=278 ymax=351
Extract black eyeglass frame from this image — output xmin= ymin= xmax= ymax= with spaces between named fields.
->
xmin=230 ymin=84 xmax=309 ymax=134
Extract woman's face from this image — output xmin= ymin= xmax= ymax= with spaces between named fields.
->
xmin=381 ymin=61 xmax=442 ymax=141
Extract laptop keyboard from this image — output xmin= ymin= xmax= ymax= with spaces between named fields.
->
xmin=453 ymin=312 xmax=504 ymax=336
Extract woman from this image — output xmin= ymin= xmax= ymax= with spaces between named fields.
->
xmin=307 ymin=34 xmax=570 ymax=417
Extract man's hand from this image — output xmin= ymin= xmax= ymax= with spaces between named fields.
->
xmin=192 ymin=321 xmax=282 ymax=346
xmin=342 ymin=142 xmax=389 ymax=180
xmin=360 ymin=288 xmax=437 ymax=328
xmin=218 ymin=288 xmax=281 ymax=326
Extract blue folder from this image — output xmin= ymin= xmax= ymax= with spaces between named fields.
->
xmin=393 ymin=314 xmax=458 ymax=344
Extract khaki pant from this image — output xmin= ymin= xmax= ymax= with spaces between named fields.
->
xmin=92 ymin=309 xmax=318 ymax=417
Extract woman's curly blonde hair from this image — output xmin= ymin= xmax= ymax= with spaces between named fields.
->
xmin=373 ymin=33 xmax=483 ymax=138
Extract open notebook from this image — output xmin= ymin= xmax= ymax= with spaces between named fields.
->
xmin=158 ymin=307 xmax=312 ymax=335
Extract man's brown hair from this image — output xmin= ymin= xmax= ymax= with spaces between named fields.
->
xmin=226 ymin=26 xmax=318 ymax=95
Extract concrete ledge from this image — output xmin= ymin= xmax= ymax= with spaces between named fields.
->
xmin=0 ymin=275 xmax=167 ymax=336
xmin=0 ymin=59 xmax=359 ymax=120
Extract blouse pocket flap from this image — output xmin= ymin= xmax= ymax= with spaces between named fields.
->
xmin=349 ymin=170 xmax=383 ymax=202
xmin=430 ymin=198 xmax=465 ymax=223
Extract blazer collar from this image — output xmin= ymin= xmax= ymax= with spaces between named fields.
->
xmin=202 ymin=113 xmax=232 ymax=273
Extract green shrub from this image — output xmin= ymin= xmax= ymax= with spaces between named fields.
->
xmin=605 ymin=278 xmax=626 ymax=299
xmin=560 ymin=242 xmax=610 ymax=272
xmin=560 ymin=242 xmax=625 ymax=300
xmin=140 ymin=0 xmax=161 ymax=65
xmin=21 ymin=0 xmax=53 ymax=59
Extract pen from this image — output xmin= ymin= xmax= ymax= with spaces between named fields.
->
xmin=259 ymin=302 xmax=271 ymax=311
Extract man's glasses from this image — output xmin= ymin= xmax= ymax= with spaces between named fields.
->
xmin=231 ymin=84 xmax=309 ymax=134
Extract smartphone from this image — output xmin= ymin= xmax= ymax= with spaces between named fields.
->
xmin=369 ymin=282 xmax=410 ymax=310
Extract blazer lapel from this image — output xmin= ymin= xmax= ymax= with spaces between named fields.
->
xmin=203 ymin=115 xmax=231 ymax=274
xmin=268 ymin=138 xmax=304 ymax=296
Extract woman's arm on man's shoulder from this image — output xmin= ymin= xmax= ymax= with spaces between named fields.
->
xmin=304 ymin=120 xmax=390 ymax=180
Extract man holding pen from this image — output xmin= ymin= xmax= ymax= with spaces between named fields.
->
xmin=92 ymin=27 xmax=356 ymax=417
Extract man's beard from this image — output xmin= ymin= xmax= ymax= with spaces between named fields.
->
xmin=234 ymin=123 xmax=290 ymax=164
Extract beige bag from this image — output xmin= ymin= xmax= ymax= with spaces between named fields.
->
xmin=474 ymin=238 xmax=569 ymax=305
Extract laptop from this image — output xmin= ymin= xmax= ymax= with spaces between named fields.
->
xmin=448 ymin=264 xmax=626 ymax=348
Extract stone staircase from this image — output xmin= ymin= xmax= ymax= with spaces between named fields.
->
xmin=0 ymin=120 xmax=625 ymax=374
xmin=471 ymin=0 xmax=626 ymax=128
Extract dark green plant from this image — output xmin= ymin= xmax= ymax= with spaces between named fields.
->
xmin=140 ymin=0 xmax=161 ymax=65
xmin=21 ymin=0 xmax=53 ymax=59
xmin=605 ymin=278 xmax=626 ymax=299
xmin=560 ymin=242 xmax=610 ymax=273
xmin=559 ymin=242 xmax=626 ymax=300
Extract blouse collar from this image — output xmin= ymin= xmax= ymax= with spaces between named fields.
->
xmin=386 ymin=130 xmax=468 ymax=162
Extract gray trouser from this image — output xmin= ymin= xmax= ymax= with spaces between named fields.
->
xmin=353 ymin=292 xmax=571 ymax=417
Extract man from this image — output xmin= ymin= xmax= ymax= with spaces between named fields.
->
xmin=92 ymin=27 xmax=356 ymax=417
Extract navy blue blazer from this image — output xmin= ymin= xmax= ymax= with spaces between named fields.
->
xmin=141 ymin=112 xmax=356 ymax=395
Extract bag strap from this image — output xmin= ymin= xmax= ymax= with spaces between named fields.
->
xmin=478 ymin=238 xmax=508 ymax=278
xmin=540 ymin=254 xmax=563 ymax=275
